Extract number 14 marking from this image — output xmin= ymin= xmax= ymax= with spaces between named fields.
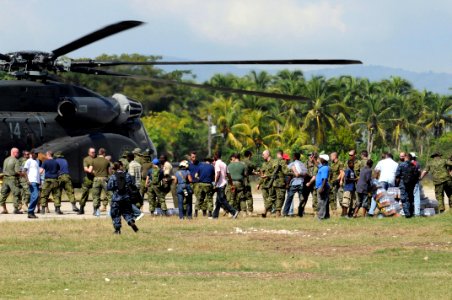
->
xmin=9 ymin=122 xmax=21 ymax=139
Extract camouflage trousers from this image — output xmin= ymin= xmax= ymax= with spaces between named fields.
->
xmin=273 ymin=186 xmax=286 ymax=212
xmin=140 ymin=179 xmax=147 ymax=199
xmin=148 ymin=185 xmax=167 ymax=212
xmin=40 ymin=178 xmax=61 ymax=207
xmin=191 ymin=183 xmax=202 ymax=211
xmin=79 ymin=177 xmax=93 ymax=207
xmin=230 ymin=181 xmax=247 ymax=212
xmin=91 ymin=177 xmax=108 ymax=209
xmin=243 ymin=184 xmax=254 ymax=212
xmin=435 ymin=179 xmax=452 ymax=211
xmin=19 ymin=178 xmax=30 ymax=206
xmin=262 ymin=186 xmax=276 ymax=211
xmin=196 ymin=183 xmax=214 ymax=212
xmin=57 ymin=174 xmax=76 ymax=204
xmin=0 ymin=177 xmax=21 ymax=209
xmin=328 ymin=184 xmax=343 ymax=212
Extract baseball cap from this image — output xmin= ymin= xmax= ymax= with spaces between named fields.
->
xmin=319 ymin=154 xmax=329 ymax=161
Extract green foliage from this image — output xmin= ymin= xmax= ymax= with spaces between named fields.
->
xmin=142 ymin=111 xmax=207 ymax=160
xmin=3 ymin=54 xmax=451 ymax=161
xmin=431 ymin=131 xmax=452 ymax=158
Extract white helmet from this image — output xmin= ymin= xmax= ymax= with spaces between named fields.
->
xmin=179 ymin=160 xmax=189 ymax=169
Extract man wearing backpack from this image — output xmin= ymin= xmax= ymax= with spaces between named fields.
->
xmin=395 ymin=153 xmax=419 ymax=218
xmin=107 ymin=161 xmax=138 ymax=234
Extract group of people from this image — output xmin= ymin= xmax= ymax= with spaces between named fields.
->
xmin=252 ymin=149 xmax=452 ymax=220
xmin=1 ymin=145 xmax=451 ymax=228
xmin=0 ymin=148 xmax=79 ymax=218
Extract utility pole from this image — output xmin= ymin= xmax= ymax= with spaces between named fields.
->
xmin=207 ymin=114 xmax=212 ymax=157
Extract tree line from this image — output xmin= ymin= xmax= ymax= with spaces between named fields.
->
xmin=2 ymin=54 xmax=451 ymax=164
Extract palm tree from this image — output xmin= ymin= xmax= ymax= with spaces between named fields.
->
xmin=300 ymin=76 xmax=345 ymax=146
xmin=351 ymin=94 xmax=393 ymax=153
xmin=419 ymin=94 xmax=452 ymax=138
xmin=210 ymin=97 xmax=243 ymax=150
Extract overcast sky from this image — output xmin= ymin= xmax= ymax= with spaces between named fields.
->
xmin=1 ymin=0 xmax=452 ymax=73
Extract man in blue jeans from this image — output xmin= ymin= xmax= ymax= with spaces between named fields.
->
xmin=211 ymin=151 xmax=239 ymax=219
xmin=23 ymin=150 xmax=41 ymax=218
xmin=283 ymin=153 xmax=307 ymax=217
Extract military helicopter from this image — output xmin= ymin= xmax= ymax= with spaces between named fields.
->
xmin=0 ymin=20 xmax=361 ymax=186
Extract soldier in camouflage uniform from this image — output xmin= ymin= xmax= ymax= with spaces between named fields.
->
xmin=140 ymin=153 xmax=153 ymax=199
xmin=101 ymin=155 xmax=114 ymax=211
xmin=304 ymin=152 xmax=319 ymax=213
xmin=272 ymin=150 xmax=289 ymax=217
xmin=420 ymin=152 xmax=452 ymax=212
xmin=91 ymin=148 xmax=111 ymax=216
xmin=242 ymin=150 xmax=256 ymax=214
xmin=78 ymin=147 xmax=96 ymax=215
xmin=257 ymin=150 xmax=276 ymax=217
xmin=18 ymin=150 xmax=30 ymax=209
xmin=146 ymin=158 xmax=167 ymax=215
xmin=54 ymin=151 xmax=79 ymax=212
xmin=119 ymin=150 xmax=130 ymax=172
xmin=39 ymin=151 xmax=63 ymax=215
xmin=0 ymin=148 xmax=22 ymax=214
xmin=227 ymin=153 xmax=248 ymax=215
xmin=328 ymin=152 xmax=344 ymax=214
xmin=195 ymin=157 xmax=215 ymax=217
xmin=132 ymin=148 xmax=144 ymax=166
xmin=348 ymin=149 xmax=368 ymax=210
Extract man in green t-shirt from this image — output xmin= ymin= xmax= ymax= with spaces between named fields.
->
xmin=91 ymin=148 xmax=111 ymax=216
xmin=78 ymin=147 xmax=96 ymax=215
xmin=0 ymin=147 xmax=22 ymax=214
xmin=242 ymin=150 xmax=257 ymax=215
xmin=227 ymin=153 xmax=247 ymax=214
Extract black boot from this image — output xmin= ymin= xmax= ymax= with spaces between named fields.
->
xmin=40 ymin=206 xmax=46 ymax=215
xmin=114 ymin=229 xmax=121 ymax=234
xmin=72 ymin=203 xmax=80 ymax=212
xmin=55 ymin=207 xmax=64 ymax=215
xmin=128 ymin=220 xmax=139 ymax=232
xmin=28 ymin=213 xmax=38 ymax=219
xmin=13 ymin=208 xmax=23 ymax=214
xmin=77 ymin=207 xmax=85 ymax=215
xmin=208 ymin=211 xmax=212 ymax=218
xmin=202 ymin=210 xmax=207 ymax=217
xmin=194 ymin=210 xmax=198 ymax=218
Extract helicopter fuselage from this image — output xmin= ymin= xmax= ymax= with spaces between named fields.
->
xmin=0 ymin=80 xmax=155 ymax=186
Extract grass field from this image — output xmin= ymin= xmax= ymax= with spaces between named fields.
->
xmin=0 ymin=212 xmax=451 ymax=299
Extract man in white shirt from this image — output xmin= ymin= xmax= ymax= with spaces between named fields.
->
xmin=374 ymin=152 xmax=399 ymax=190
xmin=211 ymin=151 xmax=239 ymax=219
xmin=23 ymin=150 xmax=41 ymax=218
xmin=283 ymin=152 xmax=308 ymax=217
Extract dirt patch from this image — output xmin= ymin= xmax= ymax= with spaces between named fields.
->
xmin=108 ymin=271 xmax=318 ymax=280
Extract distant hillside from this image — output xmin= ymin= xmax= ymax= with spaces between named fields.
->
xmin=159 ymin=60 xmax=452 ymax=95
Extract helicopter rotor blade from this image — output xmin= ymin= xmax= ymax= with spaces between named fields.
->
xmin=51 ymin=20 xmax=144 ymax=58
xmin=133 ymin=76 xmax=310 ymax=101
xmin=69 ymin=69 xmax=309 ymax=101
xmin=70 ymin=67 xmax=131 ymax=77
xmin=71 ymin=59 xmax=362 ymax=67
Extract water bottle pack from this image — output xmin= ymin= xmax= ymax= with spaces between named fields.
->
xmin=421 ymin=208 xmax=435 ymax=217
xmin=386 ymin=187 xmax=400 ymax=199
